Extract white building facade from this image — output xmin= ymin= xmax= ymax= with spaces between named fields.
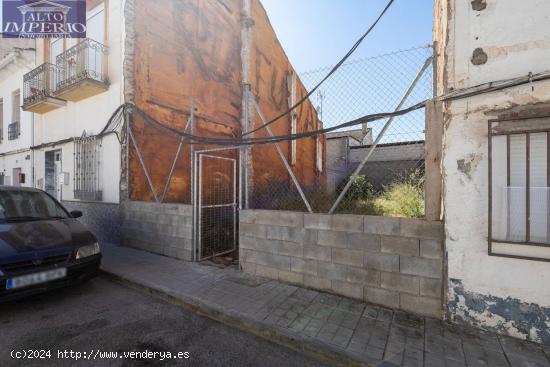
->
xmin=7 ymin=0 xmax=125 ymax=243
xmin=0 ymin=40 xmax=35 ymax=189
xmin=435 ymin=0 xmax=550 ymax=344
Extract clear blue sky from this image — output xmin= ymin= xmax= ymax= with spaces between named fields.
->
xmin=262 ymin=0 xmax=434 ymax=73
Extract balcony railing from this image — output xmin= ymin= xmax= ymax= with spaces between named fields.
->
xmin=22 ymin=39 xmax=109 ymax=113
xmin=56 ymin=38 xmax=109 ymax=93
xmin=8 ymin=121 xmax=20 ymax=140
xmin=23 ymin=62 xmax=59 ymax=106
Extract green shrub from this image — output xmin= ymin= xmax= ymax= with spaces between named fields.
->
xmin=374 ymin=170 xmax=425 ymax=218
xmin=347 ymin=175 xmax=375 ymax=201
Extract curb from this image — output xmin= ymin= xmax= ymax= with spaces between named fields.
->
xmin=99 ymin=269 xmax=376 ymax=367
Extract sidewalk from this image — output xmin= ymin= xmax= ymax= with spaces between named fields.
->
xmin=100 ymin=243 xmax=550 ymax=367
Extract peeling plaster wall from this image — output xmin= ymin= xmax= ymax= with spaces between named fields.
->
xmin=434 ymin=0 xmax=550 ymax=344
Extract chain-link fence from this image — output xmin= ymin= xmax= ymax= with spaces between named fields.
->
xmin=248 ymin=45 xmax=434 ymax=217
xmin=124 ymin=46 xmax=434 ymax=218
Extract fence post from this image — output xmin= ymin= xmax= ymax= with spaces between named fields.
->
xmin=160 ymin=97 xmax=194 ymax=203
xmin=424 ymin=100 xmax=443 ymax=221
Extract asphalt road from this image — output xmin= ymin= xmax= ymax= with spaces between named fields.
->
xmin=0 ymin=277 xmax=331 ymax=367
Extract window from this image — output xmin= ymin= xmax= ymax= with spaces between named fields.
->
xmin=0 ymin=189 xmax=70 ymax=222
xmin=489 ymin=113 xmax=550 ymax=261
xmin=87 ymin=4 xmax=105 ymax=43
xmin=8 ymin=122 xmax=20 ymax=140
xmin=11 ymin=90 xmax=20 ymax=123
xmin=74 ymin=134 xmax=102 ymax=201
xmin=50 ymin=38 xmax=63 ymax=65
xmin=8 ymin=121 xmax=20 ymax=140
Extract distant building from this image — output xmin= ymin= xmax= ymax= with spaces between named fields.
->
xmin=326 ymin=128 xmax=424 ymax=191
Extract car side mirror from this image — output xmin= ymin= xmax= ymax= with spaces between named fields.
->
xmin=70 ymin=210 xmax=83 ymax=218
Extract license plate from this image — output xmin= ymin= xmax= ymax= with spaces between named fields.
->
xmin=6 ymin=268 xmax=67 ymax=290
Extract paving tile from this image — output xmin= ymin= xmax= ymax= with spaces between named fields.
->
xmin=425 ymin=353 xmax=467 ymax=367
xmin=462 ymin=342 xmax=509 ymax=367
xmin=288 ymin=315 xmax=311 ymax=333
xmin=328 ymin=309 xmax=348 ymax=325
xmin=393 ymin=310 xmax=424 ymax=330
xmin=341 ymin=311 xmax=362 ymax=330
xmin=337 ymin=298 xmax=366 ymax=314
xmin=291 ymin=287 xmax=319 ymax=302
xmin=331 ymin=326 xmax=354 ymax=348
xmin=314 ymin=293 xmax=341 ymax=307
xmin=507 ymin=353 xmax=550 ymax=367
xmin=303 ymin=318 xmax=324 ymax=337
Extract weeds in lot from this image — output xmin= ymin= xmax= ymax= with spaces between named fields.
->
xmin=254 ymin=170 xmax=425 ymax=218
xmin=374 ymin=170 xmax=425 ymax=218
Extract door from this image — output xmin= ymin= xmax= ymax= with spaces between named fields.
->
xmin=12 ymin=168 xmax=21 ymax=187
xmin=45 ymin=150 xmax=62 ymax=200
xmin=195 ymin=151 xmax=238 ymax=261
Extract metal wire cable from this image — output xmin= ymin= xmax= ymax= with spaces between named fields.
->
xmin=241 ymin=0 xmax=396 ymax=137
xmin=101 ymin=68 xmax=550 ymax=147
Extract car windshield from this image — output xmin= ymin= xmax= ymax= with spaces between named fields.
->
xmin=0 ymin=190 xmax=70 ymax=223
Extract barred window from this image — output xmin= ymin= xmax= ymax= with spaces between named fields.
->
xmin=8 ymin=121 xmax=20 ymax=140
xmin=74 ymin=135 xmax=102 ymax=201
xmin=489 ymin=113 xmax=550 ymax=261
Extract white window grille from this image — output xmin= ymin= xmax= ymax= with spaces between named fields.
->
xmin=74 ymin=134 xmax=102 ymax=201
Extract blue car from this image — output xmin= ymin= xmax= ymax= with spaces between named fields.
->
xmin=0 ymin=186 xmax=101 ymax=302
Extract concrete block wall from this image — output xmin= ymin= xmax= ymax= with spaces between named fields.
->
xmin=120 ymin=201 xmax=193 ymax=261
xmin=239 ymin=210 xmax=444 ymax=318
xmin=62 ymin=201 xmax=120 ymax=245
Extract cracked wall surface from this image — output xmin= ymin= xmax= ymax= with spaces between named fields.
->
xmin=449 ymin=279 xmax=550 ymax=345
xmin=434 ymin=0 xmax=550 ymax=344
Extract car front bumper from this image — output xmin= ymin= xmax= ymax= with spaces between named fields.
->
xmin=0 ymin=255 xmax=101 ymax=302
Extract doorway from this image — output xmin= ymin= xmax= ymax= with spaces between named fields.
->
xmin=45 ymin=150 xmax=62 ymax=200
xmin=193 ymin=148 xmax=239 ymax=262
xmin=11 ymin=168 xmax=21 ymax=187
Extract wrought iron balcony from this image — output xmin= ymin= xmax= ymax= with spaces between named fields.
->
xmin=55 ymin=38 xmax=109 ymax=101
xmin=8 ymin=121 xmax=20 ymax=140
xmin=22 ymin=63 xmax=66 ymax=114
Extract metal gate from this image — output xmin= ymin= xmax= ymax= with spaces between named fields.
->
xmin=194 ymin=149 xmax=238 ymax=261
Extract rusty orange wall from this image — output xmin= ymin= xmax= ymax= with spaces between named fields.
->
xmin=128 ymin=0 xmax=325 ymax=202
xmin=129 ymin=0 xmax=242 ymax=202
xmin=249 ymin=0 xmax=326 ymax=193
